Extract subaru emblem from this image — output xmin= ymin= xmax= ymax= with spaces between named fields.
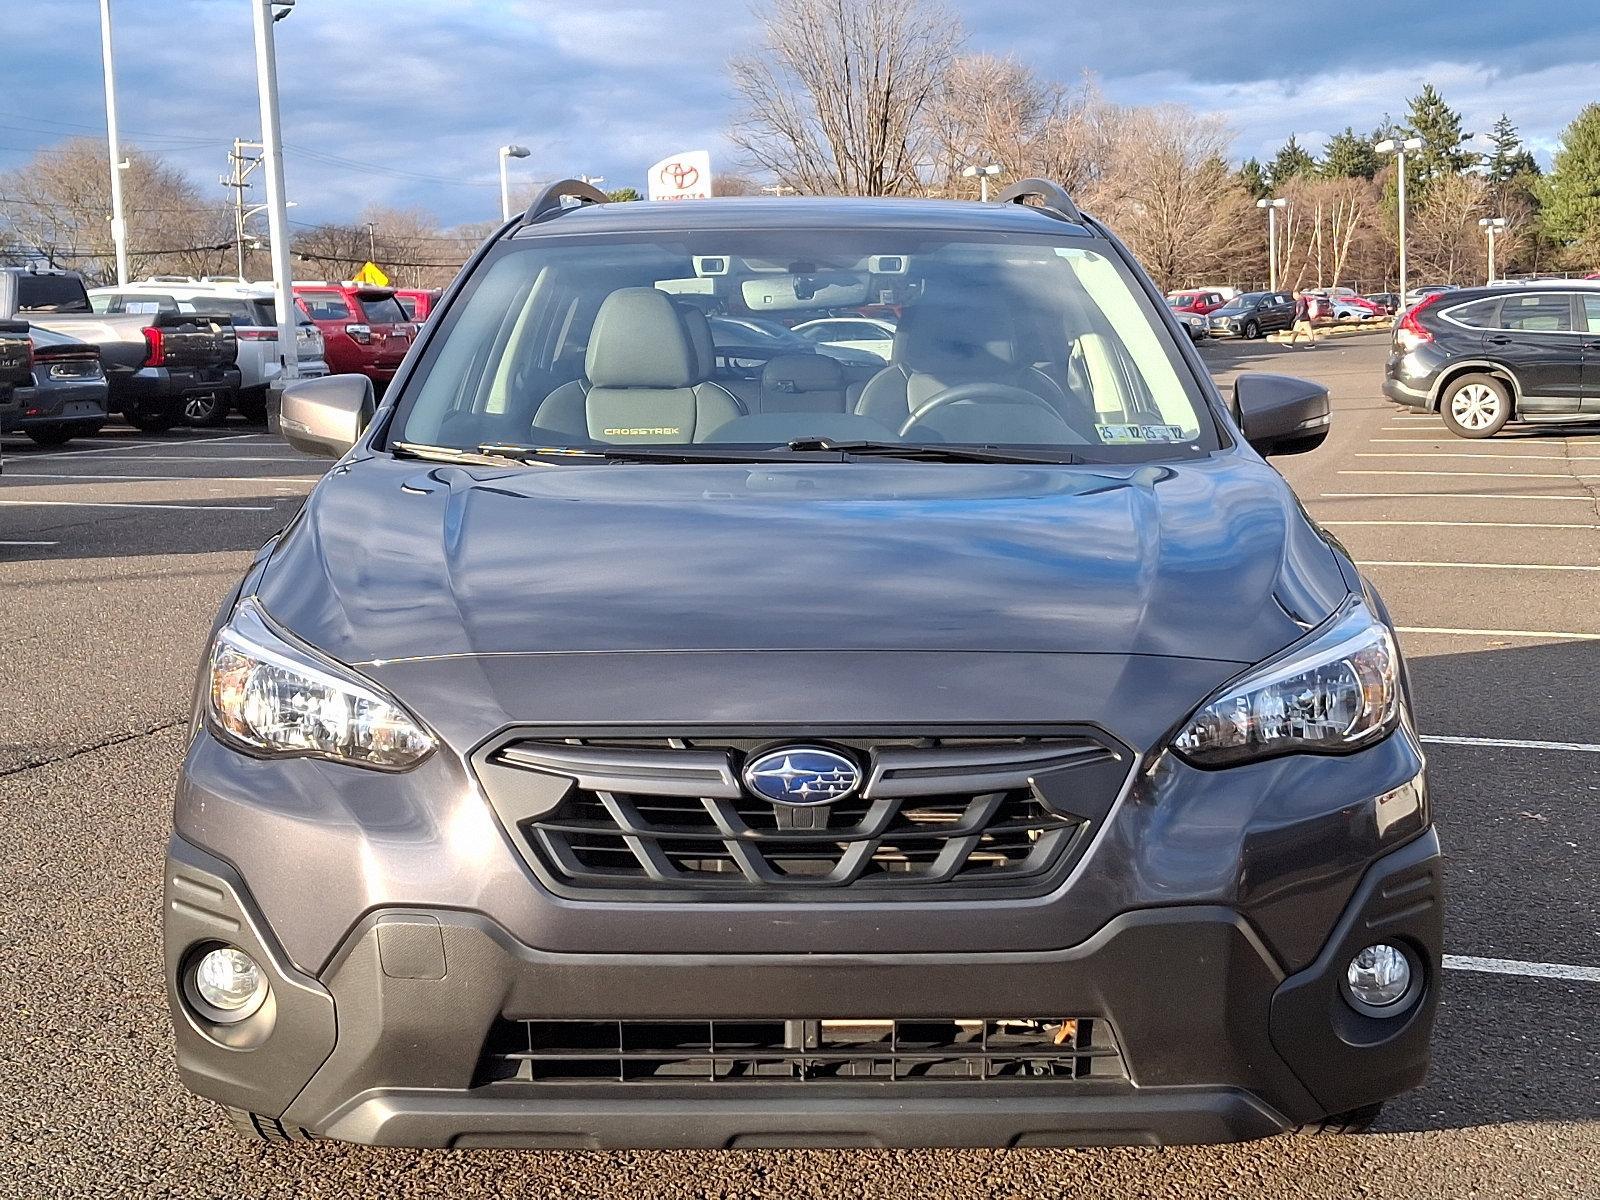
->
xmin=742 ymin=747 xmax=861 ymax=807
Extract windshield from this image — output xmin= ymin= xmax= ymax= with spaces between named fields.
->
xmin=390 ymin=230 xmax=1217 ymax=461
xmin=1216 ymin=294 xmax=1263 ymax=312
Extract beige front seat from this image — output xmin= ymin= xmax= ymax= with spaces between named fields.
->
xmin=534 ymin=289 xmax=745 ymax=443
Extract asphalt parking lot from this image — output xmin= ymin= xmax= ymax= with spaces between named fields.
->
xmin=2 ymin=331 xmax=1597 ymax=1198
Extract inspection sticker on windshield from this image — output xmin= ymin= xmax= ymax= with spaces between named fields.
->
xmin=1095 ymin=423 xmax=1187 ymax=444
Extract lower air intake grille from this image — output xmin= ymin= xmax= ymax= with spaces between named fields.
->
xmin=477 ymin=1017 xmax=1127 ymax=1085
xmin=474 ymin=731 xmax=1129 ymax=899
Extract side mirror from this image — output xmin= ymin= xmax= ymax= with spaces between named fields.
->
xmin=279 ymin=373 xmax=374 ymax=459
xmin=1234 ymin=373 xmax=1331 ymax=457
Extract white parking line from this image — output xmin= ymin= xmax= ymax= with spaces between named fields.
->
xmin=1444 ymin=955 xmax=1600 ymax=983
xmin=1323 ymin=520 xmax=1600 ymax=530
xmin=1341 ymin=469 xmax=1600 ymax=480
xmin=0 ymin=539 xmax=58 ymax=546
xmin=1321 ymin=492 xmax=1593 ymax=502
xmin=0 ymin=499 xmax=275 ymax=511
xmin=1358 ymin=560 xmax=1600 ymax=572
xmin=1421 ymin=734 xmax=1600 ymax=753
xmin=21 ymin=455 xmax=313 ymax=464
xmin=1356 ymin=452 xmax=1600 ymax=462
xmin=1396 ymin=625 xmax=1600 ymax=640
xmin=23 ymin=433 xmax=264 ymax=460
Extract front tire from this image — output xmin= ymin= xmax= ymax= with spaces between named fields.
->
xmin=1243 ymin=320 xmax=1261 ymax=340
xmin=224 ymin=1106 xmax=315 ymax=1144
xmin=1298 ymin=1102 xmax=1384 ymax=1135
xmin=1440 ymin=374 xmax=1511 ymax=439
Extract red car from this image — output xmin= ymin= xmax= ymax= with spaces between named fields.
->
xmin=1165 ymin=289 xmax=1228 ymax=315
xmin=393 ymin=287 xmax=443 ymax=323
xmin=292 ymin=283 xmax=415 ymax=391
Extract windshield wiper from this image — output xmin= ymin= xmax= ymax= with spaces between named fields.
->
xmin=391 ymin=441 xmax=534 ymax=466
xmin=785 ymin=438 xmax=1082 ymax=465
xmin=475 ymin=442 xmax=798 ymax=464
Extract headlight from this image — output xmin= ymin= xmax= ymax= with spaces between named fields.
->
xmin=1172 ymin=600 xmax=1400 ymax=767
xmin=207 ymin=597 xmax=435 ymax=770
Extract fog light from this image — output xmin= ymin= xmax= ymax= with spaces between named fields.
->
xmin=190 ymin=946 xmax=268 ymax=1023
xmin=1344 ymin=943 xmax=1413 ymax=1013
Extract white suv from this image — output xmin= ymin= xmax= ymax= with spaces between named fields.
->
xmin=89 ymin=280 xmax=328 ymax=425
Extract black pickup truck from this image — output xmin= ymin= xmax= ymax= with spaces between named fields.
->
xmin=0 ymin=268 xmax=239 ymax=433
xmin=0 ymin=319 xmax=31 ymax=468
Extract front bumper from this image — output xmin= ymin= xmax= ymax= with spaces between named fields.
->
xmin=164 ymin=825 xmax=1442 ymax=1149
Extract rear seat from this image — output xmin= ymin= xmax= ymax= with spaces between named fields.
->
xmin=751 ymin=353 xmax=849 ymax=415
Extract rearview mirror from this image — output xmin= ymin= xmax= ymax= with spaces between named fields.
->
xmin=279 ymin=373 xmax=374 ymax=459
xmin=1234 ymin=373 xmax=1330 ymax=457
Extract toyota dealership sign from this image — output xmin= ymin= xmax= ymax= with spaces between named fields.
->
xmin=648 ymin=150 xmax=714 ymax=200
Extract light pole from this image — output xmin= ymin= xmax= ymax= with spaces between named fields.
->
xmin=365 ymin=220 xmax=376 ymax=261
xmin=1376 ymin=136 xmax=1424 ymax=299
xmin=1478 ymin=216 xmax=1507 ymax=284
xmin=250 ymin=0 xmax=299 ymax=407
xmin=97 ymin=0 xmax=130 ymax=285
xmin=498 ymin=145 xmax=530 ymax=221
xmin=1256 ymin=197 xmax=1287 ymax=291
xmin=962 ymin=162 xmax=1002 ymax=202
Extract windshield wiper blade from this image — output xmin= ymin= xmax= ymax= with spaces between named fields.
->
xmin=391 ymin=441 xmax=533 ymax=466
xmin=785 ymin=438 xmax=1081 ymax=465
xmin=476 ymin=442 xmax=797 ymax=464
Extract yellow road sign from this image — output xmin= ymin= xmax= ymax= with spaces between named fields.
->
xmin=352 ymin=261 xmax=390 ymax=286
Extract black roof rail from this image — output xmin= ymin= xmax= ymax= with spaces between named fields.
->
xmin=519 ymin=178 xmax=610 ymax=227
xmin=995 ymin=178 xmax=1084 ymax=224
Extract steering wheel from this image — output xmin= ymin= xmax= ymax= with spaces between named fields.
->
xmin=898 ymin=381 xmax=1065 ymax=439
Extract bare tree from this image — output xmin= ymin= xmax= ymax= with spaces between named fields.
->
xmin=1273 ymin=176 xmax=1378 ymax=289
xmin=1080 ymin=106 xmax=1253 ymax=292
xmin=0 ymin=138 xmax=234 ymax=283
xmin=730 ymin=0 xmax=962 ymax=195
xmin=1409 ymin=171 xmax=1491 ymax=284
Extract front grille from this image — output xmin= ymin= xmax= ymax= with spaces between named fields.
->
xmin=477 ymin=1017 xmax=1126 ymax=1085
xmin=474 ymin=731 xmax=1129 ymax=899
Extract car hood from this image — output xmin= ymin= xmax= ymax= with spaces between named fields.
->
xmin=259 ymin=454 xmax=1348 ymax=667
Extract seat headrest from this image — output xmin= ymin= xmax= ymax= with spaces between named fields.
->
xmin=894 ymin=303 xmax=1016 ymax=374
xmin=676 ymin=303 xmax=715 ymax=379
xmin=586 ymin=288 xmax=700 ymax=389
xmin=761 ymin=353 xmax=844 ymax=394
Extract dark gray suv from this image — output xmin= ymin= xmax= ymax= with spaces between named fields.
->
xmin=166 ymin=180 xmax=1440 ymax=1150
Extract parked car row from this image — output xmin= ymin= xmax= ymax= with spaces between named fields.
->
xmin=0 ymin=267 xmax=445 ymax=445
xmin=0 ymin=267 xmax=237 ymax=439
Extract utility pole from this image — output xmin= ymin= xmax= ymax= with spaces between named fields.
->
xmin=251 ymin=0 xmax=298 ymax=420
xmin=221 ymin=138 xmax=264 ymax=281
xmin=365 ymin=221 xmax=376 ymax=261
xmin=97 ymin=0 xmax=130 ymax=285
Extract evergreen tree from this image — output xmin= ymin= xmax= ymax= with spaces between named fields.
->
xmin=1402 ymin=84 xmax=1476 ymax=192
xmin=605 ymin=187 xmax=642 ymax=202
xmin=1322 ymin=127 xmax=1379 ymax=179
xmin=1266 ymin=135 xmax=1317 ymax=190
xmin=1485 ymin=114 xmax=1538 ymax=183
xmin=1540 ymin=103 xmax=1600 ymax=255
xmin=1237 ymin=157 xmax=1269 ymax=200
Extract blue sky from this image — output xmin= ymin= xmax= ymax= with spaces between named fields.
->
xmin=2 ymin=0 xmax=1595 ymax=227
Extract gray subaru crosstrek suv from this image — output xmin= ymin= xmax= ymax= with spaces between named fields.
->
xmin=166 ymin=180 xmax=1440 ymax=1150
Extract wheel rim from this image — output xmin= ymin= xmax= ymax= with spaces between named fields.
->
xmin=185 ymin=395 xmax=216 ymax=421
xmin=1450 ymin=384 xmax=1503 ymax=430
